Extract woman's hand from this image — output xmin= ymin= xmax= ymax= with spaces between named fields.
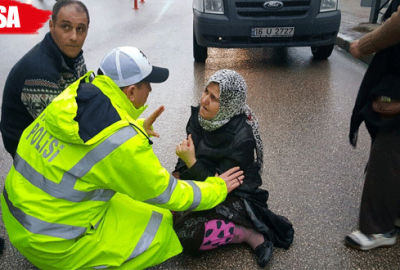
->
xmin=217 ymin=167 xmax=244 ymax=193
xmin=143 ymin=105 xmax=165 ymax=138
xmin=176 ymin=134 xmax=196 ymax=168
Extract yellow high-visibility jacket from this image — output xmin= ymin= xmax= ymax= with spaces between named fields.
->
xmin=1 ymin=72 xmax=228 ymax=270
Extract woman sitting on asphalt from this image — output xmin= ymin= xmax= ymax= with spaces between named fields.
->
xmin=172 ymin=69 xmax=294 ymax=268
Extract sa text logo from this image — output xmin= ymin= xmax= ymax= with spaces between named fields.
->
xmin=0 ymin=0 xmax=51 ymax=34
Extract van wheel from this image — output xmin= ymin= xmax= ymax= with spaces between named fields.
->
xmin=311 ymin=44 xmax=334 ymax=59
xmin=193 ymin=32 xmax=207 ymax=62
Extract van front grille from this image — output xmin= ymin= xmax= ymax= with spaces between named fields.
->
xmin=235 ymin=0 xmax=311 ymax=17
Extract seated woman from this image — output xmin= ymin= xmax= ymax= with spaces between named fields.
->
xmin=173 ymin=69 xmax=294 ymax=267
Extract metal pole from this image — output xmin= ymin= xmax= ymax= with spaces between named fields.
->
xmin=133 ymin=0 xmax=139 ymax=9
xmin=369 ymin=0 xmax=382 ymax=23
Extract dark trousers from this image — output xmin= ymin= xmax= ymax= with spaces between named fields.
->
xmin=359 ymin=130 xmax=400 ymax=234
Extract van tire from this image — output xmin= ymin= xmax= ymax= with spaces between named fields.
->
xmin=311 ymin=44 xmax=334 ymax=59
xmin=193 ymin=32 xmax=207 ymax=62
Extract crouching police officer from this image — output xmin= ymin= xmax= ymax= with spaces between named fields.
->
xmin=1 ymin=47 xmax=244 ymax=269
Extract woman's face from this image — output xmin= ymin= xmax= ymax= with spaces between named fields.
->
xmin=199 ymin=82 xmax=220 ymax=120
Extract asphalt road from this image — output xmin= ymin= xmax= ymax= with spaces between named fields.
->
xmin=0 ymin=0 xmax=399 ymax=269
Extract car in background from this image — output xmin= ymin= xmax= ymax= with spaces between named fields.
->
xmin=193 ymin=0 xmax=341 ymax=62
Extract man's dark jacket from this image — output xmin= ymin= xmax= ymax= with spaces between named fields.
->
xmin=0 ymin=32 xmax=86 ymax=157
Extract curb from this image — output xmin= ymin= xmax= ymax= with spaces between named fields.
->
xmin=335 ymin=33 xmax=373 ymax=66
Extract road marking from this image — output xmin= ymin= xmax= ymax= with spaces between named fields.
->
xmin=154 ymin=0 xmax=174 ymax=24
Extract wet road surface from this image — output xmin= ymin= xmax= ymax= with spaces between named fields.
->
xmin=0 ymin=0 xmax=399 ymax=269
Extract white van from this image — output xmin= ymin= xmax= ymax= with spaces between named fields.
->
xmin=193 ymin=0 xmax=341 ymax=62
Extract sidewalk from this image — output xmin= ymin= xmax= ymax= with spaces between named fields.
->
xmin=335 ymin=0 xmax=383 ymax=65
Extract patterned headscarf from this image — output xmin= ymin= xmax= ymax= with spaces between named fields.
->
xmin=198 ymin=69 xmax=264 ymax=172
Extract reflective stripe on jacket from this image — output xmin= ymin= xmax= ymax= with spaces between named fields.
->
xmin=1 ymin=72 xmax=228 ymax=269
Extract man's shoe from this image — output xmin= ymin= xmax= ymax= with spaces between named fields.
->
xmin=254 ymin=240 xmax=273 ymax=268
xmin=345 ymin=230 xmax=397 ymax=251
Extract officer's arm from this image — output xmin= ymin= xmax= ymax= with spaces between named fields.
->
xmin=97 ymin=135 xmax=228 ymax=211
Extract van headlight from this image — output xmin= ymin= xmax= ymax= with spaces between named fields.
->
xmin=193 ymin=0 xmax=224 ymax=14
xmin=320 ymin=0 xmax=338 ymax=12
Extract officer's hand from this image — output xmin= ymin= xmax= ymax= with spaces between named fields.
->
xmin=144 ymin=105 xmax=165 ymax=138
xmin=216 ymin=167 xmax=244 ymax=193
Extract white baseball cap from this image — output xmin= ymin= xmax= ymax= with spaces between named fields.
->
xmin=99 ymin=46 xmax=169 ymax=87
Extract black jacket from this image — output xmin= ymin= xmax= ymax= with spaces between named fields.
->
xmin=350 ymin=4 xmax=400 ymax=146
xmin=175 ymin=106 xmax=262 ymax=196
xmin=0 ymin=32 xmax=86 ymax=152
xmin=349 ymin=43 xmax=400 ymax=146
xmin=174 ymin=106 xmax=294 ymax=249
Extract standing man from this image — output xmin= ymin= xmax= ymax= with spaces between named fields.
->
xmin=1 ymin=46 xmax=244 ymax=269
xmin=346 ymin=3 xmax=400 ymax=250
xmin=0 ymin=0 xmax=89 ymax=158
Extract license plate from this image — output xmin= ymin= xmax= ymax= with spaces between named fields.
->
xmin=251 ymin=27 xmax=295 ymax=38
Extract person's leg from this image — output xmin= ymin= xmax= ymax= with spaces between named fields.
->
xmin=174 ymin=195 xmax=261 ymax=253
xmin=346 ymin=130 xmax=400 ymax=250
xmin=199 ymin=219 xmax=264 ymax=250
xmin=2 ymin=192 xmax=182 ymax=269
xmin=174 ymin=195 xmax=273 ymax=267
xmin=175 ymin=215 xmax=272 ymax=267
xmin=173 ymin=213 xmax=209 ymax=255
xmin=359 ymin=130 xmax=400 ymax=234
xmin=198 ymin=219 xmax=272 ymax=268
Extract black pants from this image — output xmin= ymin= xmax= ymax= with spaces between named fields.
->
xmin=359 ymin=130 xmax=400 ymax=234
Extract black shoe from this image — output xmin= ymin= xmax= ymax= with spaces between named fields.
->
xmin=0 ymin=237 xmax=5 ymax=255
xmin=254 ymin=240 xmax=273 ymax=268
